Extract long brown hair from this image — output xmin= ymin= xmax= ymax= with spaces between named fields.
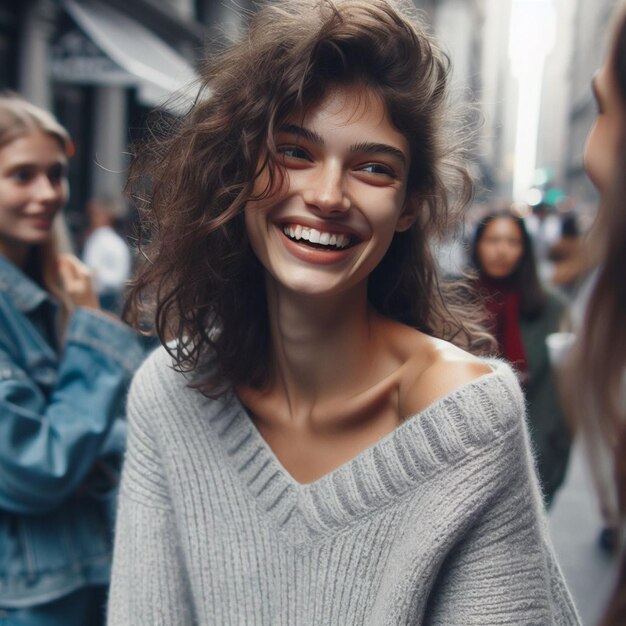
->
xmin=566 ymin=5 xmax=626 ymax=624
xmin=568 ymin=3 xmax=626 ymax=514
xmin=125 ymin=0 xmax=487 ymax=395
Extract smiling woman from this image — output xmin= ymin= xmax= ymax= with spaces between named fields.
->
xmin=0 ymin=133 xmax=68 ymax=252
xmin=109 ymin=1 xmax=580 ymax=624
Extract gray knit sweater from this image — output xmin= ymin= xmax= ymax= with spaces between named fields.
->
xmin=107 ymin=347 xmax=580 ymax=625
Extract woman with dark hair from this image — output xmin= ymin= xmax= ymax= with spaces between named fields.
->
xmin=567 ymin=2 xmax=626 ymax=623
xmin=0 ymin=95 xmax=142 ymax=624
xmin=471 ymin=210 xmax=571 ymax=507
xmin=108 ymin=1 xmax=579 ymax=623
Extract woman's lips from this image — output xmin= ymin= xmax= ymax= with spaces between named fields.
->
xmin=277 ymin=225 xmax=357 ymax=265
xmin=281 ymin=223 xmax=353 ymax=250
xmin=26 ymin=215 xmax=55 ymax=230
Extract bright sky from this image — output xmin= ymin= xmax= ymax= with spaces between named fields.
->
xmin=509 ymin=0 xmax=556 ymax=202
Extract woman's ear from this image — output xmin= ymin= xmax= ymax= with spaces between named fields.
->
xmin=395 ymin=194 xmax=419 ymax=233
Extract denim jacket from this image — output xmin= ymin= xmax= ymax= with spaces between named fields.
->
xmin=0 ymin=255 xmax=144 ymax=608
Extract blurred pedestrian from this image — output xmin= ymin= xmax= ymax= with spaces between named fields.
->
xmin=471 ymin=209 xmax=572 ymax=507
xmin=82 ymin=193 xmax=132 ymax=314
xmin=0 ymin=95 xmax=143 ymax=624
xmin=548 ymin=212 xmax=594 ymax=298
xmin=108 ymin=1 xmax=579 ymax=623
xmin=566 ymin=2 xmax=626 ymax=623
xmin=524 ymin=201 xmax=562 ymax=283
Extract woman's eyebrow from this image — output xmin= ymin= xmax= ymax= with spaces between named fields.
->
xmin=277 ymin=124 xmax=324 ymax=145
xmin=5 ymin=157 xmax=67 ymax=172
xmin=350 ymin=142 xmax=407 ymax=167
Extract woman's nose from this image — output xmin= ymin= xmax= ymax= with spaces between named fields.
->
xmin=302 ymin=163 xmax=350 ymax=214
xmin=33 ymin=174 xmax=60 ymax=202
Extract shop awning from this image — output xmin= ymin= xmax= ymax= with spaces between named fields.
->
xmin=50 ymin=0 xmax=199 ymax=111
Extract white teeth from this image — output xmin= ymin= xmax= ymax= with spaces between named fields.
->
xmin=282 ymin=224 xmax=351 ymax=249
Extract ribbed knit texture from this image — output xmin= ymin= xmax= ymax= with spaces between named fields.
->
xmin=107 ymin=348 xmax=580 ymax=625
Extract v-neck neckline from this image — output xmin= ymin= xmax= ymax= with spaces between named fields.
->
xmin=195 ymin=359 xmax=520 ymax=542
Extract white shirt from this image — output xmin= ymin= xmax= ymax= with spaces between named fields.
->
xmin=82 ymin=226 xmax=132 ymax=295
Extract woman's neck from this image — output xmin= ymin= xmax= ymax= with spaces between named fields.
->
xmin=262 ymin=280 xmax=382 ymax=422
xmin=478 ymin=273 xmax=520 ymax=295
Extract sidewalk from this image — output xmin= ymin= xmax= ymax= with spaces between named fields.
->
xmin=548 ymin=441 xmax=620 ymax=625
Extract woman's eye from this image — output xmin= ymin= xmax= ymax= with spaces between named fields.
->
xmin=278 ymin=146 xmax=310 ymax=161
xmin=48 ymin=165 xmax=67 ymax=184
xmin=12 ymin=168 xmax=34 ymax=183
xmin=359 ymin=163 xmax=396 ymax=178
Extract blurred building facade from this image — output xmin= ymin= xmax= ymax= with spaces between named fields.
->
xmin=474 ymin=0 xmax=512 ymax=199
xmin=1 ymin=0 xmax=258 ymax=242
xmin=522 ymin=0 xmax=618 ymax=218
xmin=466 ymin=0 xmax=618 ymax=217
xmin=529 ymin=0 xmax=618 ymax=222
xmin=535 ymin=0 xmax=576 ymax=197
xmin=431 ymin=0 xmax=493 ymax=196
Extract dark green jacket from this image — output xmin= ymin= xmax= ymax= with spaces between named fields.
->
xmin=520 ymin=291 xmax=571 ymax=506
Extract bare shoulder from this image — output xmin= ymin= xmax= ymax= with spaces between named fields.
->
xmin=397 ymin=335 xmax=493 ymax=419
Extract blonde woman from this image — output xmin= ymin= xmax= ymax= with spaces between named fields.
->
xmin=0 ymin=95 xmax=142 ymax=625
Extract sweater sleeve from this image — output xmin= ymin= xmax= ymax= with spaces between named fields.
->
xmin=424 ymin=409 xmax=580 ymax=626
xmin=107 ymin=367 xmax=195 ymax=626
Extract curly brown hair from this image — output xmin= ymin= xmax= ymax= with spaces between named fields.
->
xmin=126 ymin=0 xmax=487 ymax=395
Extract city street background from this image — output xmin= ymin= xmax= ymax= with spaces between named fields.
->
xmin=550 ymin=442 xmax=620 ymax=625
xmin=1 ymin=1 xmax=623 ymax=623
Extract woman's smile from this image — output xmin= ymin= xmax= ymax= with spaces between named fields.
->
xmin=281 ymin=224 xmax=353 ymax=250
xmin=277 ymin=223 xmax=358 ymax=267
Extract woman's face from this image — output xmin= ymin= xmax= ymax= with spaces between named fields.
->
xmin=584 ymin=38 xmax=626 ymax=195
xmin=245 ymin=84 xmax=415 ymax=299
xmin=476 ymin=217 xmax=525 ymax=279
xmin=0 ymin=131 xmax=68 ymax=259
